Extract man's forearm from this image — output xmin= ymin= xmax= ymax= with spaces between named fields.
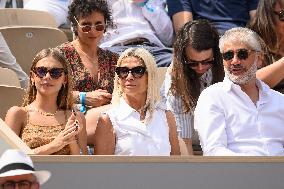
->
xmin=172 ymin=11 xmax=193 ymax=34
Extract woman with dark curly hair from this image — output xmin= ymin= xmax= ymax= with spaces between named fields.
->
xmin=248 ymin=0 xmax=284 ymax=93
xmin=57 ymin=0 xmax=118 ymax=147
xmin=161 ymin=19 xmax=224 ymax=154
xmin=58 ymin=0 xmax=117 ymax=106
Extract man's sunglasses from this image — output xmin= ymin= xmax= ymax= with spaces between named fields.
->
xmin=32 ymin=66 xmax=66 ymax=79
xmin=115 ymin=66 xmax=146 ymax=79
xmin=222 ymin=49 xmax=256 ymax=61
xmin=74 ymin=16 xmax=105 ymax=33
xmin=185 ymin=59 xmax=214 ymax=68
xmin=1 ymin=180 xmax=37 ymax=189
xmin=274 ymin=10 xmax=284 ymax=21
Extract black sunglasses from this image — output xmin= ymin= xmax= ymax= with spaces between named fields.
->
xmin=115 ymin=66 xmax=146 ymax=79
xmin=185 ymin=59 xmax=214 ymax=68
xmin=1 ymin=180 xmax=37 ymax=189
xmin=74 ymin=16 xmax=105 ymax=33
xmin=274 ymin=10 xmax=284 ymax=21
xmin=33 ymin=66 xmax=65 ymax=79
xmin=222 ymin=49 xmax=256 ymax=61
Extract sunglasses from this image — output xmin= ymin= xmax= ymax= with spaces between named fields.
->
xmin=1 ymin=180 xmax=37 ymax=189
xmin=185 ymin=59 xmax=214 ymax=68
xmin=74 ymin=16 xmax=105 ymax=33
xmin=115 ymin=66 xmax=146 ymax=79
xmin=274 ymin=10 xmax=284 ymax=21
xmin=222 ymin=49 xmax=256 ymax=61
xmin=32 ymin=66 xmax=65 ymax=79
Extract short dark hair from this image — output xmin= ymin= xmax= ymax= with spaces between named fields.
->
xmin=68 ymin=0 xmax=114 ymax=36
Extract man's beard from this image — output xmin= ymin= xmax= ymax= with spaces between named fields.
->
xmin=224 ymin=61 xmax=257 ymax=85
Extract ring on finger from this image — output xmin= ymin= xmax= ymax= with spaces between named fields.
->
xmin=74 ymin=120 xmax=79 ymax=131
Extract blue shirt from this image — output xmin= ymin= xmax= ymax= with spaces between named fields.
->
xmin=167 ymin=0 xmax=259 ymax=34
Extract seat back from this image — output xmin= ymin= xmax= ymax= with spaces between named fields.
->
xmin=157 ymin=67 xmax=168 ymax=90
xmin=178 ymin=136 xmax=189 ymax=155
xmin=0 ymin=85 xmax=25 ymax=119
xmin=0 ymin=67 xmax=21 ymax=87
xmin=0 ymin=8 xmax=57 ymax=27
xmin=0 ymin=26 xmax=68 ymax=74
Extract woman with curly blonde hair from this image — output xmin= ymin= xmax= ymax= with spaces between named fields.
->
xmin=94 ymin=48 xmax=180 ymax=155
xmin=5 ymin=48 xmax=87 ymax=155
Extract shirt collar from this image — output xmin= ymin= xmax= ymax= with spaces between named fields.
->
xmin=223 ymin=76 xmax=234 ymax=92
xmin=116 ymin=97 xmax=137 ymax=120
xmin=223 ymin=76 xmax=270 ymax=97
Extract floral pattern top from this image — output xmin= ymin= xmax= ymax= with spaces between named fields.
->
xmin=57 ymin=42 xmax=118 ymax=93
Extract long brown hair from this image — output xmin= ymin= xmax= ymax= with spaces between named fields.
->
xmin=249 ymin=0 xmax=279 ymax=55
xmin=170 ymin=19 xmax=224 ymax=113
xmin=23 ymin=48 xmax=73 ymax=110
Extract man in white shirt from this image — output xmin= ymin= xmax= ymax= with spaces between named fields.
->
xmin=194 ymin=27 xmax=284 ymax=156
xmin=100 ymin=0 xmax=173 ymax=67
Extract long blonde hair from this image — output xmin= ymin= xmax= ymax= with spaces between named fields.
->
xmin=23 ymin=48 xmax=73 ymax=110
xmin=112 ymin=48 xmax=160 ymax=123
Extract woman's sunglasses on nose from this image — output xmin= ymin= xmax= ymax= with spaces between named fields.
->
xmin=222 ymin=49 xmax=257 ymax=61
xmin=115 ymin=66 xmax=146 ymax=79
xmin=274 ymin=10 xmax=284 ymax=21
xmin=74 ymin=16 xmax=105 ymax=33
xmin=185 ymin=59 xmax=214 ymax=68
xmin=32 ymin=66 xmax=65 ymax=79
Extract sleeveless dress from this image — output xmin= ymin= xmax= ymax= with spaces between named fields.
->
xmin=20 ymin=110 xmax=70 ymax=155
xmin=106 ymin=98 xmax=171 ymax=156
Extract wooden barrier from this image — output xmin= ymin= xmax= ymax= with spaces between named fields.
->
xmin=0 ymin=118 xmax=33 ymax=155
xmin=32 ymin=155 xmax=284 ymax=189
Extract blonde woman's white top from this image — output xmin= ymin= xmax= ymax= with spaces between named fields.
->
xmin=106 ymin=98 xmax=171 ymax=156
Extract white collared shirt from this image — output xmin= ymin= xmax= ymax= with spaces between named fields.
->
xmin=194 ymin=77 xmax=284 ymax=156
xmin=100 ymin=0 xmax=173 ymax=48
xmin=106 ymin=98 xmax=171 ymax=155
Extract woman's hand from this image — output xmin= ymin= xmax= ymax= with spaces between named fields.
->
xmin=70 ymin=109 xmax=88 ymax=154
xmin=50 ymin=113 xmax=80 ymax=151
xmin=86 ymin=89 xmax=112 ymax=107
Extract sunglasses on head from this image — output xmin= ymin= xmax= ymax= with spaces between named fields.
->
xmin=115 ymin=66 xmax=146 ymax=79
xmin=222 ymin=49 xmax=256 ymax=61
xmin=185 ymin=59 xmax=214 ymax=68
xmin=74 ymin=16 xmax=105 ymax=33
xmin=33 ymin=66 xmax=65 ymax=79
xmin=274 ymin=10 xmax=284 ymax=21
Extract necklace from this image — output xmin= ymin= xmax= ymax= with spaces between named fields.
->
xmin=76 ymin=42 xmax=98 ymax=63
xmin=76 ymin=42 xmax=99 ymax=79
xmin=32 ymin=106 xmax=58 ymax=116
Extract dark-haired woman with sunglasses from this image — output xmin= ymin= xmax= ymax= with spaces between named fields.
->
xmin=5 ymin=48 xmax=87 ymax=155
xmin=93 ymin=48 xmax=180 ymax=155
xmin=249 ymin=0 xmax=284 ymax=93
xmin=161 ymin=19 xmax=224 ymax=154
xmin=56 ymin=0 xmax=118 ymax=147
